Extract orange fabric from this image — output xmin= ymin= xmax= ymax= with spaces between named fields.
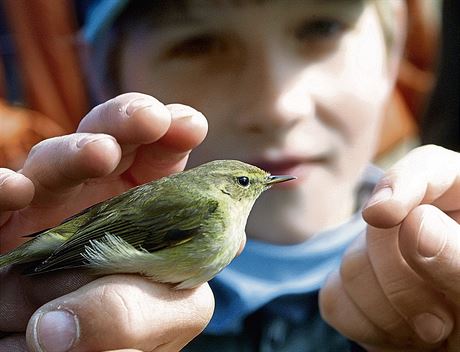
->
xmin=2 ymin=0 xmax=89 ymax=131
xmin=398 ymin=0 xmax=440 ymax=120
xmin=378 ymin=90 xmax=417 ymax=156
xmin=376 ymin=0 xmax=440 ymax=156
xmin=0 ymin=0 xmax=89 ymax=169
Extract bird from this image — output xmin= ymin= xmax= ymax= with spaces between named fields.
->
xmin=0 ymin=160 xmax=294 ymax=289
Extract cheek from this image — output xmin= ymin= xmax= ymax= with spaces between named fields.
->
xmin=308 ymin=8 xmax=391 ymax=156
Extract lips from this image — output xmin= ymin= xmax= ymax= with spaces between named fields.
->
xmin=249 ymin=155 xmax=327 ymax=187
xmin=253 ymin=159 xmax=304 ymax=175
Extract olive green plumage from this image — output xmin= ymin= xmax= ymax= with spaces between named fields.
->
xmin=0 ymin=160 xmax=294 ymax=289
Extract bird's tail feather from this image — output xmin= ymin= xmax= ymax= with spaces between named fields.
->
xmin=0 ymin=240 xmax=43 ymax=269
xmin=0 ymin=248 xmax=26 ymax=268
xmin=1 ymin=228 xmax=69 ymax=270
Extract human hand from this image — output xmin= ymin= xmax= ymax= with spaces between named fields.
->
xmin=320 ymin=145 xmax=460 ymax=351
xmin=0 ymin=269 xmax=214 ymax=352
xmin=0 ymin=93 xmax=213 ymax=351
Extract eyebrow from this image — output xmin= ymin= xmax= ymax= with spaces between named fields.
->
xmin=122 ymin=0 xmax=366 ymax=29
xmin=121 ymin=1 xmax=205 ymax=29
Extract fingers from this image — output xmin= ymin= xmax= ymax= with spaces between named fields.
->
xmin=78 ymin=93 xmax=207 ymax=185
xmin=322 ymin=234 xmax=446 ymax=350
xmin=19 ymin=93 xmax=207 ymax=205
xmin=12 ymin=94 xmax=207 ymax=209
xmin=158 ymin=104 xmax=208 ymax=152
xmin=4 ymin=94 xmax=207 ymax=240
xmin=321 ymin=225 xmax=456 ymax=350
xmin=0 ymin=169 xmax=34 ymax=212
xmin=319 ymin=270 xmax=394 ymax=349
xmin=339 ymin=235 xmax=413 ymax=341
xmin=1 ymin=268 xmax=213 ymax=351
xmin=77 ymin=93 xmax=172 ymax=145
xmin=7 ymin=133 xmax=122 ymax=238
xmin=366 ymin=224 xmax=453 ymax=345
xmin=0 ymin=169 xmax=35 ymax=238
xmin=399 ymin=204 xmax=460 ymax=305
xmin=363 ymin=145 xmax=460 ymax=228
xmin=126 ymin=103 xmax=208 ymax=184
xmin=25 ymin=275 xmax=214 ymax=352
xmin=21 ymin=134 xmax=121 ymax=207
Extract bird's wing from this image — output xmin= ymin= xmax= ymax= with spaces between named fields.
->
xmin=31 ymin=192 xmax=219 ymax=274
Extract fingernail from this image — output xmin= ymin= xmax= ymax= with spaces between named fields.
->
xmin=33 ymin=310 xmax=79 ymax=352
xmin=125 ymin=97 xmax=155 ymax=116
xmin=168 ymin=104 xmax=195 ymax=120
xmin=417 ymin=211 xmax=447 ymax=258
xmin=364 ymin=186 xmax=393 ymax=208
xmin=413 ymin=313 xmax=445 ymax=343
xmin=0 ymin=173 xmax=20 ymax=187
xmin=77 ymin=135 xmax=116 ymax=148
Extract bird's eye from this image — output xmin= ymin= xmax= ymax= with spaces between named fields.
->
xmin=237 ymin=176 xmax=250 ymax=187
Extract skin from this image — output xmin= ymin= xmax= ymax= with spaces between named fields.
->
xmin=1 ymin=1 xmax=460 ymax=351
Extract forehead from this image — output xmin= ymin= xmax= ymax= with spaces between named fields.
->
xmin=121 ymin=0 xmax=366 ymax=27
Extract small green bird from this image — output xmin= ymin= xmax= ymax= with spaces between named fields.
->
xmin=0 ymin=160 xmax=294 ymax=289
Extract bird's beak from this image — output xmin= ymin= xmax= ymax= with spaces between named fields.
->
xmin=265 ymin=175 xmax=297 ymax=185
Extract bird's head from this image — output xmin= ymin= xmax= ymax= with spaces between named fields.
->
xmin=192 ymin=160 xmax=295 ymax=203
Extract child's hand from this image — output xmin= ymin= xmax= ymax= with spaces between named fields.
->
xmin=320 ymin=145 xmax=460 ymax=351
xmin=0 ymin=93 xmax=213 ymax=351
xmin=1 ymin=92 xmax=208 ymax=250
xmin=0 ymin=269 xmax=214 ymax=352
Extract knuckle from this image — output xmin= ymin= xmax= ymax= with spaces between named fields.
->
xmin=27 ymin=136 xmax=69 ymax=163
xmin=0 ymin=168 xmax=16 ymax=185
xmin=95 ymin=283 xmax=146 ymax=345
xmin=318 ymin=275 xmax=340 ymax=322
xmin=381 ymin=276 xmax=420 ymax=305
xmin=431 ymin=255 xmax=460 ymax=292
xmin=27 ymin=138 xmax=52 ymax=160
xmin=339 ymin=257 xmax=362 ymax=285
xmin=183 ymin=286 xmax=214 ymax=336
xmin=414 ymin=144 xmax=445 ymax=154
xmin=339 ymin=236 xmax=371 ymax=286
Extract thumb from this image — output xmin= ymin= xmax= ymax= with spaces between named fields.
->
xmin=26 ymin=275 xmax=214 ymax=352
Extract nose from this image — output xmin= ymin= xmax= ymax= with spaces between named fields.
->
xmin=235 ymin=49 xmax=315 ymax=135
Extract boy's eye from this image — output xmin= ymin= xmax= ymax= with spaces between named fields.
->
xmin=295 ymin=18 xmax=346 ymax=42
xmin=165 ymin=34 xmax=225 ymax=59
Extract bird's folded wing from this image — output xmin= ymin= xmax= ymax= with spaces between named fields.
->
xmin=31 ymin=195 xmax=219 ymax=273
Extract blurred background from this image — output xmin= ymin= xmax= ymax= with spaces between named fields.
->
xmin=0 ymin=0 xmax=458 ymax=171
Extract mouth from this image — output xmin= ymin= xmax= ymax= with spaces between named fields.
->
xmin=251 ymin=156 xmax=328 ymax=187
xmin=252 ymin=157 xmax=327 ymax=174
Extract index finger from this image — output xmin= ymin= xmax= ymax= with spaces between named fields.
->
xmin=363 ymin=145 xmax=460 ymax=228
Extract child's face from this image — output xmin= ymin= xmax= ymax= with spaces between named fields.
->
xmin=117 ymin=0 xmax=395 ymax=243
